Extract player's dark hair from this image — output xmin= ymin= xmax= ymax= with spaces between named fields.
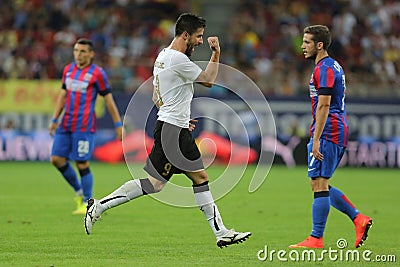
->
xmin=304 ymin=25 xmax=331 ymax=50
xmin=76 ymin=38 xmax=94 ymax=50
xmin=175 ymin=13 xmax=206 ymax=37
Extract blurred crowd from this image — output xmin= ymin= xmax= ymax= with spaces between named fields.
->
xmin=0 ymin=0 xmax=188 ymax=91
xmin=227 ymin=0 xmax=400 ymax=98
xmin=0 ymin=0 xmax=399 ymax=98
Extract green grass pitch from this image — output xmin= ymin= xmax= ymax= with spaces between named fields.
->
xmin=0 ymin=162 xmax=398 ymax=266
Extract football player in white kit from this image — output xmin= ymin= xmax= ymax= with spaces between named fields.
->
xmin=85 ymin=13 xmax=251 ymax=248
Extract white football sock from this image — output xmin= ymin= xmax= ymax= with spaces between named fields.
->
xmin=194 ymin=190 xmax=228 ymax=238
xmin=99 ymin=179 xmax=143 ymax=211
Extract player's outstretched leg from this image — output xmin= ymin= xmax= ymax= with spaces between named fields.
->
xmin=84 ymin=178 xmax=158 ymax=235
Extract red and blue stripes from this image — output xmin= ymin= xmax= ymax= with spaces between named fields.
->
xmin=309 ymin=57 xmax=348 ymax=147
xmin=59 ymin=63 xmax=110 ymax=133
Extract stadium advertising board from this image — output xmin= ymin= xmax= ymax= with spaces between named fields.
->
xmin=0 ymin=80 xmax=105 ymax=131
xmin=0 ymin=80 xmax=60 ymax=113
xmin=1 ymin=89 xmax=399 ymax=167
xmin=192 ymin=98 xmax=400 ymax=168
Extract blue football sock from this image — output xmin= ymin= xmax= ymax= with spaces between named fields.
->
xmin=311 ymin=191 xmax=330 ymax=238
xmin=57 ymin=163 xmax=81 ymax=192
xmin=329 ymin=186 xmax=359 ymax=221
xmin=79 ymin=167 xmax=93 ymax=202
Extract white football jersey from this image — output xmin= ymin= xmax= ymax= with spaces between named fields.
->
xmin=153 ymin=47 xmax=202 ymax=128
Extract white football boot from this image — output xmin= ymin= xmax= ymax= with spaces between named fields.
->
xmin=84 ymin=198 xmax=102 ymax=235
xmin=216 ymin=229 xmax=252 ymax=248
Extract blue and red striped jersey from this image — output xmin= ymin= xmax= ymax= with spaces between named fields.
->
xmin=59 ymin=62 xmax=110 ymax=133
xmin=309 ymin=57 xmax=348 ymax=147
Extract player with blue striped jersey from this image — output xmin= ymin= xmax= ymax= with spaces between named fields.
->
xmin=309 ymin=56 xmax=348 ymax=148
xmin=59 ymin=62 xmax=110 ymax=133
xmin=290 ymin=25 xmax=372 ymax=249
xmin=48 ymin=38 xmax=122 ymax=215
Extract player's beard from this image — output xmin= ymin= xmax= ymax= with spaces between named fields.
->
xmin=185 ymin=42 xmax=195 ymax=57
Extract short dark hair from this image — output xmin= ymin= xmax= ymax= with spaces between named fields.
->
xmin=76 ymin=38 xmax=94 ymax=50
xmin=175 ymin=13 xmax=206 ymax=36
xmin=303 ymin=25 xmax=331 ymax=50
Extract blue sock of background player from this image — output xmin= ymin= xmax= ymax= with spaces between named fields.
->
xmin=79 ymin=167 xmax=93 ymax=203
xmin=57 ymin=162 xmax=81 ymax=193
xmin=329 ymin=185 xmax=359 ymax=220
xmin=311 ymin=191 xmax=330 ymax=238
xmin=311 ymin=187 xmax=360 ymax=238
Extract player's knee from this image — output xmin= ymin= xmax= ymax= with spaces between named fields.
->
xmin=50 ymin=156 xmax=65 ymax=167
xmin=76 ymin=160 xmax=89 ymax=169
xmin=50 ymin=157 xmax=57 ymax=166
xmin=193 ymin=171 xmax=208 ymax=185
xmin=198 ymin=172 xmax=208 ymax=184
xmin=152 ymin=184 xmax=164 ymax=193
xmin=310 ymin=178 xmax=329 ymax=192
xmin=141 ymin=177 xmax=165 ymax=194
xmin=152 ymin=179 xmax=166 ymax=193
xmin=310 ymin=184 xmax=318 ymax=192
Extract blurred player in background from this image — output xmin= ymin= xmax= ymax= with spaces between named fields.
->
xmin=49 ymin=38 xmax=123 ymax=214
xmin=290 ymin=25 xmax=372 ymax=249
xmin=84 ymin=13 xmax=251 ymax=248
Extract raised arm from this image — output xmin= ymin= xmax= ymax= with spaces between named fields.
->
xmin=196 ymin=36 xmax=220 ymax=87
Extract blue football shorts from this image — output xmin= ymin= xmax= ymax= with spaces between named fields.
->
xmin=51 ymin=129 xmax=95 ymax=161
xmin=307 ymin=138 xmax=345 ymax=179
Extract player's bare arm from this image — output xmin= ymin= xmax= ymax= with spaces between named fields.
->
xmin=312 ymin=95 xmax=331 ymax=161
xmin=48 ymin=89 xmax=66 ymax=137
xmin=152 ymin=86 xmax=162 ymax=109
xmin=196 ymin=36 xmax=220 ymax=87
xmin=104 ymin=93 xmax=123 ymax=141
